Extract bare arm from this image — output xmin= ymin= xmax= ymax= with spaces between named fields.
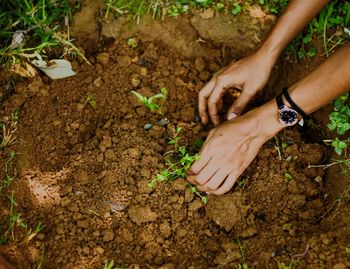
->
xmin=189 ymin=43 xmax=350 ymax=195
xmin=199 ymin=0 xmax=330 ymax=126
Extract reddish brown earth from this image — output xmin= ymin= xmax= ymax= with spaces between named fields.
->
xmin=0 ymin=5 xmax=350 ymax=269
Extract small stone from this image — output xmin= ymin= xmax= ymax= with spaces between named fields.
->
xmin=131 ymin=75 xmax=141 ymax=88
xmin=156 ymin=118 xmax=169 ymax=127
xmin=94 ymin=246 xmax=104 ymax=255
xmin=144 ymin=123 xmax=153 ymax=130
xmin=103 ymin=230 xmax=115 ymax=242
xmin=105 ymin=149 xmax=116 ymax=159
xmin=93 ymin=77 xmax=102 ymax=87
xmin=74 ymin=170 xmax=90 ymax=185
xmin=128 ymin=206 xmax=158 ymax=225
xmin=159 ymin=222 xmax=171 ymax=238
xmin=195 ymin=57 xmax=206 ymax=72
xmin=96 ymin=153 xmax=104 ymax=163
xmin=82 ymin=246 xmax=90 ymax=255
xmin=333 ymin=263 xmax=346 ymax=269
xmin=140 ymin=67 xmax=147 ymax=77
xmin=126 ymin=148 xmax=141 ymax=159
xmin=188 ymin=199 xmax=203 ymax=212
xmin=172 ymin=178 xmax=187 ymax=191
xmin=77 ymin=220 xmax=89 ymax=229
xmin=120 ymin=228 xmax=133 ymax=242
xmin=96 ymin=52 xmax=109 ymax=65
xmin=92 ymin=230 xmax=100 ymax=237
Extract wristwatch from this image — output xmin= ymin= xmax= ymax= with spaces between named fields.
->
xmin=276 ymin=88 xmax=307 ymax=127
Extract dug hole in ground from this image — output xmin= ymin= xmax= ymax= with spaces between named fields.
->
xmin=0 ymin=2 xmax=349 ymax=268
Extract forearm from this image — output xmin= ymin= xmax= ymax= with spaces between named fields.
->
xmin=255 ymin=43 xmax=350 ymax=137
xmin=288 ymin=43 xmax=350 ymax=114
xmin=259 ymin=0 xmax=329 ymax=65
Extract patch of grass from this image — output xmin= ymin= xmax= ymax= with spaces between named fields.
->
xmin=131 ymin=87 xmax=167 ymax=115
xmin=0 ymin=0 xmax=87 ymax=70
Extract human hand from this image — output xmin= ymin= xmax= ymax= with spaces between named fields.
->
xmin=199 ymin=50 xmax=275 ymax=126
xmin=188 ymin=101 xmax=283 ymax=195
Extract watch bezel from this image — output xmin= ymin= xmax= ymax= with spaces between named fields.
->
xmin=278 ymin=106 xmax=299 ymax=126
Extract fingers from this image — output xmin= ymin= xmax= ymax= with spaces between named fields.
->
xmin=202 ymin=168 xmax=232 ymax=192
xmin=198 ymin=79 xmax=216 ymax=125
xmin=188 ymin=161 xmax=219 ymax=186
xmin=208 ymin=79 xmax=226 ymax=126
xmin=188 ymin=152 xmax=211 ymax=175
xmin=227 ymin=90 xmax=254 ymax=120
xmin=210 ymin=172 xmax=238 ymax=195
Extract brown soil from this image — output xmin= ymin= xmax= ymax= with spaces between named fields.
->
xmin=1 ymin=4 xmax=350 ymax=269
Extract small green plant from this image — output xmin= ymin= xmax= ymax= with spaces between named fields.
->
xmin=231 ymin=3 xmax=242 ymax=15
xmin=1 ymin=151 xmax=17 ymax=191
xmin=236 ymin=238 xmax=249 ymax=269
xmin=103 ymin=259 xmax=124 ymax=269
xmin=282 ymin=223 xmax=293 ymax=231
xmin=85 ymin=96 xmax=97 ymax=109
xmin=284 ymin=172 xmax=293 ymax=181
xmin=36 ymin=243 xmax=45 ymax=269
xmin=127 ymin=38 xmax=138 ymax=48
xmin=148 ymin=126 xmax=207 ymax=203
xmin=131 ymin=87 xmax=167 ymax=115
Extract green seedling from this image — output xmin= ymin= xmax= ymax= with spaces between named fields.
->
xmin=236 ymin=238 xmax=249 ymax=269
xmin=103 ymin=260 xmax=124 ymax=269
xmin=36 ymin=243 xmax=45 ymax=269
xmin=345 ymin=246 xmax=350 ymax=255
xmin=237 ymin=178 xmax=249 ymax=190
xmin=188 ymin=183 xmax=208 ymax=204
xmin=282 ymin=223 xmax=293 ymax=231
xmin=131 ymin=87 xmax=167 ymax=115
xmin=28 ymin=222 xmax=45 ymax=241
xmin=284 ymin=172 xmax=293 ymax=181
xmin=1 ymin=151 xmax=17 ymax=191
xmin=127 ymin=38 xmax=138 ymax=48
xmin=214 ymin=3 xmax=225 ymax=13
xmin=149 ymin=126 xmax=207 ymax=203
xmin=328 ymin=93 xmax=350 ymax=135
xmin=231 ymin=3 xmax=242 ymax=15
xmin=85 ymin=96 xmax=97 ymax=109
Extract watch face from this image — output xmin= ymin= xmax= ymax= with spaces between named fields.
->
xmin=279 ymin=109 xmax=298 ymax=126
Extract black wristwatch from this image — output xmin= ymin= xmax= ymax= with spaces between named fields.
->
xmin=276 ymin=88 xmax=308 ymax=127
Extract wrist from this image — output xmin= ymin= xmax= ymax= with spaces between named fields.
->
xmin=249 ymin=99 xmax=285 ymax=139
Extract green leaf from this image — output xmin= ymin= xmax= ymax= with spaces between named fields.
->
xmin=284 ymin=172 xmax=293 ymax=181
xmin=307 ymin=47 xmax=317 ymax=57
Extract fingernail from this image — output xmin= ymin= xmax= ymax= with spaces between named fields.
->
xmin=227 ymin=112 xmax=237 ymax=120
xmin=206 ymin=192 xmax=211 ymax=195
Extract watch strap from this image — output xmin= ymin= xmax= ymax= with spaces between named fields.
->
xmin=282 ymin=88 xmax=308 ymax=119
xmin=276 ymin=93 xmax=284 ymax=110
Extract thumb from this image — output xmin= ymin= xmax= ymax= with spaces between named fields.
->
xmin=227 ymin=91 xmax=254 ymax=120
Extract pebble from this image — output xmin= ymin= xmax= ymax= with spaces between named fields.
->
xmin=103 ymin=230 xmax=115 ymax=242
xmin=144 ymin=123 xmax=153 ymax=130
xmin=172 ymin=178 xmax=187 ymax=191
xmin=188 ymin=199 xmax=203 ymax=212
xmin=333 ymin=264 xmax=346 ymax=269
xmin=159 ymin=222 xmax=172 ymax=238
xmin=96 ymin=52 xmax=109 ymax=66
xmin=105 ymin=149 xmax=116 ymax=159
xmin=94 ymin=246 xmax=104 ymax=255
xmin=156 ymin=118 xmax=169 ymax=127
